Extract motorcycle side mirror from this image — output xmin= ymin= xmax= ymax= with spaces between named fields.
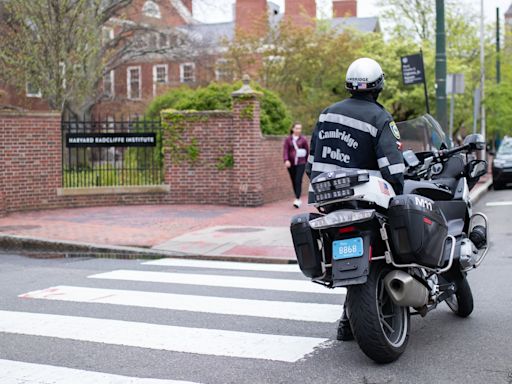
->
xmin=463 ymin=134 xmax=486 ymax=151
xmin=467 ymin=160 xmax=487 ymax=179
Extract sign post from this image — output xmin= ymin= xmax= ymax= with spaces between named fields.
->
xmin=401 ymin=51 xmax=430 ymax=114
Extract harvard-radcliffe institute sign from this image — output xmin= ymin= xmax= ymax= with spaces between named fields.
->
xmin=66 ymin=133 xmax=157 ymax=148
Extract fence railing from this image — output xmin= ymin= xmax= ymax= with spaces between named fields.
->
xmin=61 ymin=117 xmax=164 ymax=188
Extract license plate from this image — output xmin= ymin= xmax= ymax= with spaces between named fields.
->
xmin=332 ymin=237 xmax=364 ymax=260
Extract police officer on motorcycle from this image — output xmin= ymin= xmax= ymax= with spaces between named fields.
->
xmin=306 ymin=58 xmax=405 ymax=201
xmin=306 ymin=58 xmax=405 ymax=341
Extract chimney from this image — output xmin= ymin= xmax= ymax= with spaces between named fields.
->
xmin=285 ymin=0 xmax=316 ymax=27
xmin=182 ymin=0 xmax=193 ymax=15
xmin=333 ymin=0 xmax=357 ymax=18
xmin=235 ymin=0 xmax=268 ymax=36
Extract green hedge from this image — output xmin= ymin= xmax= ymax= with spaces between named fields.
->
xmin=145 ymin=82 xmax=292 ymax=135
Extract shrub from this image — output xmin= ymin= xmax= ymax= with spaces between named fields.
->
xmin=145 ymin=82 xmax=292 ymax=135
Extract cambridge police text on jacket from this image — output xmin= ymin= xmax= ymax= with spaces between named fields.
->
xmin=306 ymin=94 xmax=405 ymax=203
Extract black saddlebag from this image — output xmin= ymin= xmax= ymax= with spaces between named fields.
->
xmin=388 ymin=194 xmax=448 ymax=268
xmin=290 ymin=213 xmax=323 ymax=278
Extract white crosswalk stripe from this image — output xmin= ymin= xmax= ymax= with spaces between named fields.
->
xmin=7 ymin=257 xmax=343 ymax=381
xmin=0 ymin=310 xmax=329 ymax=362
xmin=142 ymin=258 xmax=301 ymax=273
xmin=20 ymin=285 xmax=342 ymax=322
xmin=0 ymin=359 xmax=201 ymax=384
xmin=88 ymin=269 xmax=345 ymax=295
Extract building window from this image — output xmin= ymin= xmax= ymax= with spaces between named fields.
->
xmin=59 ymin=62 xmax=66 ymax=89
xmin=148 ymin=33 xmax=158 ymax=48
xmin=142 ymin=1 xmax=161 ymax=18
xmin=180 ymin=62 xmax=195 ymax=83
xmin=103 ymin=70 xmax=114 ymax=98
xmin=159 ymin=33 xmax=169 ymax=48
xmin=153 ymin=64 xmax=168 ymax=96
xmin=215 ymin=59 xmax=231 ymax=82
xmin=102 ymin=26 xmax=114 ymax=43
xmin=26 ymin=82 xmax=41 ymax=98
xmin=127 ymin=66 xmax=141 ymax=100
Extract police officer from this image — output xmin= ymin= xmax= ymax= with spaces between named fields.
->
xmin=306 ymin=58 xmax=405 ymax=341
xmin=306 ymin=57 xmax=405 ymax=202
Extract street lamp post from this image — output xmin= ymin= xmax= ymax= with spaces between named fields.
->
xmin=480 ymin=0 xmax=486 ymax=151
xmin=436 ymin=0 xmax=448 ymax=133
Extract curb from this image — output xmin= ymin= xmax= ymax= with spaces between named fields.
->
xmin=0 ymin=234 xmax=297 ymax=264
xmin=469 ymin=178 xmax=493 ymax=205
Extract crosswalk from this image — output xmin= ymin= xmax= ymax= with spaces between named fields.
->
xmin=2 ymin=257 xmax=346 ymax=383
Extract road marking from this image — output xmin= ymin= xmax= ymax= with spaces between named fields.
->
xmin=20 ymin=286 xmax=341 ymax=323
xmin=0 ymin=311 xmax=328 ymax=362
xmin=0 ymin=359 xmax=200 ymax=384
xmin=142 ymin=258 xmax=301 ymax=273
xmin=88 ymin=270 xmax=344 ymax=295
xmin=486 ymin=201 xmax=512 ymax=207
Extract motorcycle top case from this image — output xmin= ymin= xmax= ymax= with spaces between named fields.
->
xmin=290 ymin=213 xmax=323 ymax=278
xmin=388 ymin=194 xmax=448 ymax=268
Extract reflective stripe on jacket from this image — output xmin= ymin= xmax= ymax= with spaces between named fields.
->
xmin=306 ymin=94 xmax=404 ymax=203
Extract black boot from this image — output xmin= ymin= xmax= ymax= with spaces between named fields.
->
xmin=337 ymin=308 xmax=354 ymax=341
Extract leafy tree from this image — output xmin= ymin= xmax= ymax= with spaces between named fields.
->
xmin=145 ymin=82 xmax=293 ymax=135
xmin=485 ymin=83 xmax=512 ymax=138
xmin=0 ymin=0 xmax=197 ymax=118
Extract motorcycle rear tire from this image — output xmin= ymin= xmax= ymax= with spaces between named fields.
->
xmin=346 ymin=262 xmax=410 ymax=364
xmin=446 ymin=275 xmax=474 ymax=318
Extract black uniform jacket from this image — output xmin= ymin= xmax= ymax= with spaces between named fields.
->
xmin=306 ymin=94 xmax=405 ymax=203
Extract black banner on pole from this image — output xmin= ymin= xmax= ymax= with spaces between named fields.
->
xmin=401 ymin=53 xmax=425 ymax=85
xmin=401 ymin=51 xmax=430 ymax=114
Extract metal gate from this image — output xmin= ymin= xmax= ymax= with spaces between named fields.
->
xmin=61 ymin=117 xmax=163 ymax=188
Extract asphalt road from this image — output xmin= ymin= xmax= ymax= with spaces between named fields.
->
xmin=0 ymin=189 xmax=511 ymax=384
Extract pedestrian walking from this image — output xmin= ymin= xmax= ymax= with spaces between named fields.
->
xmin=283 ymin=122 xmax=309 ymax=208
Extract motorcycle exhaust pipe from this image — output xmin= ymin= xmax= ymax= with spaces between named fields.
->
xmin=383 ymin=270 xmax=429 ymax=308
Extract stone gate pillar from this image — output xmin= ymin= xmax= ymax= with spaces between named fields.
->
xmin=231 ymin=75 xmax=264 ymax=207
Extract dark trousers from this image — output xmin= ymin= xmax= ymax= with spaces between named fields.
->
xmin=288 ymin=164 xmax=305 ymax=199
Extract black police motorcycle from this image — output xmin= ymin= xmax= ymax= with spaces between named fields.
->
xmin=291 ymin=115 xmax=489 ymax=363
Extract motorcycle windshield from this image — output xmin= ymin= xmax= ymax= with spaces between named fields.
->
xmin=396 ymin=114 xmax=448 ymax=152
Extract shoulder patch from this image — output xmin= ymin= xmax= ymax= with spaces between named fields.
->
xmin=389 ymin=121 xmax=401 ymax=140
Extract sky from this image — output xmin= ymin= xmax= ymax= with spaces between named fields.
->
xmin=193 ymin=0 xmax=512 ymax=25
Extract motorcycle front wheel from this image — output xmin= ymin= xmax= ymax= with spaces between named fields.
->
xmin=346 ymin=262 xmax=410 ymax=364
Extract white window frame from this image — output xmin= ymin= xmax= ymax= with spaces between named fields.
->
xmin=127 ymin=66 xmax=142 ymax=100
xmin=142 ymin=0 xmax=161 ymax=19
xmin=103 ymin=69 xmax=115 ymax=98
xmin=215 ymin=58 xmax=230 ymax=81
xmin=26 ymin=83 xmax=41 ymax=98
xmin=152 ymin=64 xmax=168 ymax=97
xmin=180 ymin=62 xmax=196 ymax=83
xmin=158 ymin=32 xmax=169 ymax=48
xmin=102 ymin=26 xmax=114 ymax=43
xmin=59 ymin=62 xmax=66 ymax=90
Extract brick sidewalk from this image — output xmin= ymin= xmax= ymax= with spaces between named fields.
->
xmin=0 ymin=197 xmax=312 ymax=261
xmin=0 ymin=172 xmax=492 ymax=262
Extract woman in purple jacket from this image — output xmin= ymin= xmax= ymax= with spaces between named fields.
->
xmin=283 ymin=122 xmax=309 ymax=208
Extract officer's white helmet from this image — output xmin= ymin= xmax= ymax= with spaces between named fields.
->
xmin=345 ymin=58 xmax=385 ymax=92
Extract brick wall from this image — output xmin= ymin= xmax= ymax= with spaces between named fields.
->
xmin=261 ymin=135 xmax=311 ymax=203
xmin=0 ymin=86 xmax=296 ymax=213
xmin=0 ymin=112 xmax=62 ymax=212
xmin=163 ymin=110 xmax=235 ymax=205
xmin=333 ymin=0 xmax=358 ymax=17
xmin=284 ymin=0 xmax=316 ymax=27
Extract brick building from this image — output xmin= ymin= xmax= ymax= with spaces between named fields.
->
xmin=1 ymin=0 xmax=379 ymax=116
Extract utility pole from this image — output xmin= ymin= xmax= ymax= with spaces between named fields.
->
xmin=436 ymin=0 xmax=448 ymax=132
xmin=497 ymin=7 xmax=501 ymax=84
xmin=480 ymin=0 xmax=486 ymax=145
